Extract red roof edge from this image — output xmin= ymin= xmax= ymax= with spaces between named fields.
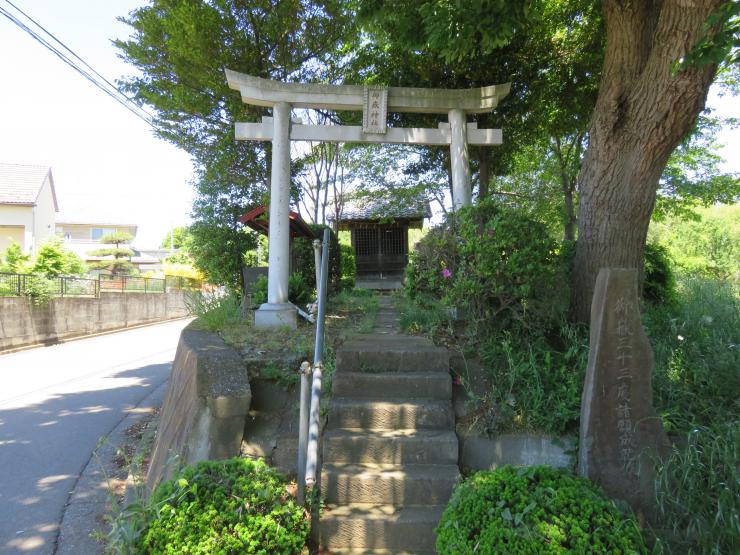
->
xmin=239 ymin=206 xmax=316 ymax=239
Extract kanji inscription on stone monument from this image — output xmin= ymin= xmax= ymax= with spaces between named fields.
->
xmin=578 ymin=268 xmax=670 ymax=517
xmin=362 ymin=86 xmax=388 ymax=134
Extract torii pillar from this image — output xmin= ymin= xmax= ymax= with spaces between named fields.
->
xmin=226 ymin=71 xmax=510 ymax=328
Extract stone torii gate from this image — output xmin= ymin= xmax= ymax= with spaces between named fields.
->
xmin=226 ymin=69 xmax=509 ymax=328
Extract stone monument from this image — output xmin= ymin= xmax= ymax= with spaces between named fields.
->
xmin=578 ymin=268 xmax=670 ymax=516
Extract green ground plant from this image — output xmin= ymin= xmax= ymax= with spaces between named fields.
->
xmin=650 ymin=423 xmax=739 ymax=555
xmin=109 ymin=457 xmax=308 ymax=555
xmin=185 ymin=289 xmax=242 ymax=331
xmin=436 ymin=465 xmax=646 ymax=554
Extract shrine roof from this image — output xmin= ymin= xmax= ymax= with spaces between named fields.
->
xmin=238 ymin=205 xmax=316 ymax=239
xmin=333 ymin=198 xmax=431 ymax=224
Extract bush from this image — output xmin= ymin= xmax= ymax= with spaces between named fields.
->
xmin=122 ymin=458 xmax=308 ymax=555
xmin=436 ymin=465 xmax=646 ymax=554
xmin=339 ymin=243 xmax=355 ymax=289
xmin=249 ymin=272 xmax=314 ymax=307
xmin=291 ymin=224 xmax=341 ymax=294
xmin=649 ymin=423 xmax=739 ymax=555
xmin=643 ymin=243 xmax=677 ymax=304
xmin=405 ymin=200 xmax=562 ymax=332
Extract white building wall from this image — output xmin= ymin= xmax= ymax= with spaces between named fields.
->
xmin=0 ymin=205 xmax=34 ymax=253
xmin=32 ymin=175 xmax=57 ymax=250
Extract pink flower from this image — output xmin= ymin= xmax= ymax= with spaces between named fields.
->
xmin=442 ymin=268 xmax=452 ymax=279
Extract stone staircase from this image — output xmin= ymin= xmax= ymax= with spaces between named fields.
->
xmin=319 ymin=298 xmax=459 ymax=554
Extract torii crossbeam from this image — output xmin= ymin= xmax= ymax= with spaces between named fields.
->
xmin=226 ymin=69 xmax=510 ymax=328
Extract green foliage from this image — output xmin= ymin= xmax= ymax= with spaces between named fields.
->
xmin=99 ymin=232 xmax=134 ymax=245
xmin=644 ymin=277 xmax=740 ymax=434
xmin=291 ymin=224 xmax=341 ymax=294
xmin=88 ymin=232 xmax=136 ymax=276
xmin=339 ymin=243 xmax=355 ymax=289
xmin=22 ymin=275 xmax=57 ymax=306
xmin=406 ymin=200 xmax=562 ymax=332
xmin=0 ymin=241 xmax=30 ymax=273
xmin=643 ymin=243 xmax=677 ymax=305
xmin=436 ymin=465 xmax=646 ymax=554
xmin=163 ymin=251 xmax=191 ymax=265
xmin=31 ymin=238 xmax=87 ymax=277
xmin=186 ymin=290 xmax=242 ymax=331
xmin=248 ymin=273 xmax=314 ymax=307
xmin=650 ymin=423 xmax=739 ymax=555
xmin=160 ymin=226 xmax=192 ymax=250
xmin=679 ymin=1 xmax=740 ymax=69
xmin=650 ymin=204 xmax=739 ymax=283
xmin=478 ymin=325 xmax=588 ymax=436
xmin=112 ymin=457 xmax=308 ymax=555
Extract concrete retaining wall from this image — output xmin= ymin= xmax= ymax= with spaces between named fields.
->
xmin=0 ymin=291 xmax=190 ymax=352
xmin=459 ymin=433 xmax=575 ymax=471
xmin=146 ymin=325 xmax=251 ymax=492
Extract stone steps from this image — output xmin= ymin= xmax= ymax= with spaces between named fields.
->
xmin=319 ymin=504 xmax=444 ymax=553
xmin=322 ymin=463 xmax=459 ymax=505
xmin=328 ymin=399 xmax=454 ymax=431
xmin=323 ymin=429 xmax=458 ymax=465
xmin=320 ymin=302 xmax=457 ymax=554
xmin=332 ymin=371 xmax=452 ymax=399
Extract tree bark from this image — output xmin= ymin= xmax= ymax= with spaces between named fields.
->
xmin=571 ymin=0 xmax=721 ymax=322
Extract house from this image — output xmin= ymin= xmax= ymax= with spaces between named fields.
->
xmin=334 ymin=198 xmax=431 ymax=289
xmin=55 ymin=215 xmax=159 ymax=273
xmin=0 ymin=163 xmax=59 ymax=253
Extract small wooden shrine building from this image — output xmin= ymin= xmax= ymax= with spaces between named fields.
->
xmin=335 ymin=200 xmax=430 ymax=288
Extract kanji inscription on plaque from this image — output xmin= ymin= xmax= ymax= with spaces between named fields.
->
xmin=362 ymin=86 xmax=388 ymax=134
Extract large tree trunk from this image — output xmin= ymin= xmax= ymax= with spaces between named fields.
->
xmin=571 ymin=0 xmax=721 ymax=322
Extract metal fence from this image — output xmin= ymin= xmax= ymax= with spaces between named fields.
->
xmin=0 ymin=273 xmax=99 ymax=297
xmin=0 ymin=272 xmax=201 ymax=298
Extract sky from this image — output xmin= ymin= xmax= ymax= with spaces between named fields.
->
xmin=0 ymin=1 xmax=737 ymax=248
xmin=0 ymin=0 xmax=195 ymax=248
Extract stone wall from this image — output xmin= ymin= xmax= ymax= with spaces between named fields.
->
xmin=0 ymin=291 xmax=189 ymax=352
xmin=146 ymin=325 xmax=251 ymax=492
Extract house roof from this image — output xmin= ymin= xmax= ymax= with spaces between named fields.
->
xmin=238 ymin=205 xmax=316 ymax=239
xmin=0 ymin=163 xmax=59 ymax=210
xmin=55 ymin=213 xmax=138 ymax=230
xmin=335 ymin=197 xmax=431 ymax=223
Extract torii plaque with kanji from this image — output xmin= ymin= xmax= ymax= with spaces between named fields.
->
xmin=362 ymin=86 xmax=388 ymax=134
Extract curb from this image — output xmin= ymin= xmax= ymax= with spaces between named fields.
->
xmin=1 ymin=316 xmax=191 ymax=356
xmin=54 ymin=380 xmax=169 ymax=555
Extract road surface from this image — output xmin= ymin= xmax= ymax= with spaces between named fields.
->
xmin=0 ymin=319 xmax=190 ymax=554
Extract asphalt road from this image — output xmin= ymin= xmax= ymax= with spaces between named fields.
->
xmin=0 ymin=319 xmax=191 ymax=554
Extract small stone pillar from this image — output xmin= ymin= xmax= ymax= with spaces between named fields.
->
xmin=255 ymin=101 xmax=297 ymax=329
xmin=448 ymin=108 xmax=471 ymax=210
xmin=578 ymin=268 xmax=670 ymax=517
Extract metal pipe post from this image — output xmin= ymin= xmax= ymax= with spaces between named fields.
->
xmin=297 ymin=361 xmax=311 ymax=505
xmin=305 ymin=228 xmax=331 ymax=488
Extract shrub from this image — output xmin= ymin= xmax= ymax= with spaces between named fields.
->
xmin=436 ymin=465 xmax=646 ymax=555
xmin=406 ymin=201 xmax=562 ymax=332
xmin=248 ymin=273 xmax=314 ymax=307
xmin=339 ymin=243 xmax=356 ymax=289
xmin=122 ymin=458 xmax=308 ymax=555
xmin=291 ymin=224 xmax=341 ymax=294
xmin=650 ymin=423 xmax=739 ymax=555
xmin=643 ymin=243 xmax=677 ymax=304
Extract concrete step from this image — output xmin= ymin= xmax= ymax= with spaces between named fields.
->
xmin=328 ymin=399 xmax=454 ymax=430
xmin=333 ymin=372 xmax=451 ymax=400
xmin=320 ymin=504 xmax=444 ymax=552
xmin=322 ymin=463 xmax=459 ymax=505
xmin=337 ymin=335 xmax=449 ymax=373
xmin=323 ymin=429 xmax=458 ymax=465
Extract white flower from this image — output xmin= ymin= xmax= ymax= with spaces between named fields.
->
xmin=677 ymin=335 xmax=684 ymax=341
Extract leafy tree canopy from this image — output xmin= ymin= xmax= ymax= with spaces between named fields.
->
xmin=31 ymin=238 xmax=87 ymax=277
